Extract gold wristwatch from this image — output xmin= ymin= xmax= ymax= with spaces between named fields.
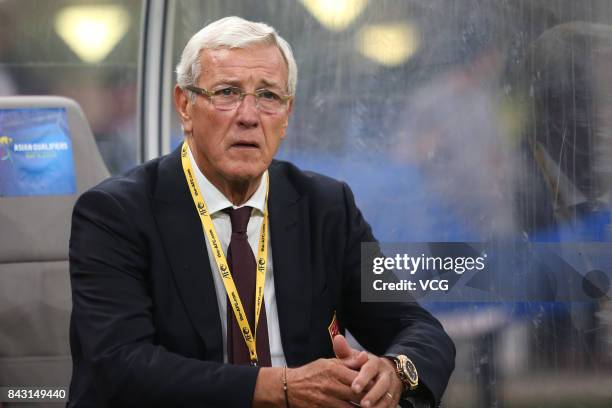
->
xmin=386 ymin=354 xmax=419 ymax=391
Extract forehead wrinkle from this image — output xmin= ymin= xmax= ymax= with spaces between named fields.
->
xmin=200 ymin=47 xmax=288 ymax=90
xmin=206 ymin=50 xmax=284 ymax=72
xmin=260 ymin=79 xmax=281 ymax=89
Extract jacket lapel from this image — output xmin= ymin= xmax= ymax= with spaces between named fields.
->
xmin=268 ymin=162 xmax=312 ymax=366
xmin=152 ymin=147 xmax=224 ymax=361
xmin=150 ymin=152 xmax=312 ymax=366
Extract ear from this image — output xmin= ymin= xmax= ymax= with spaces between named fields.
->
xmin=174 ymin=85 xmax=193 ymax=134
xmin=279 ymin=98 xmax=294 ymax=140
xmin=286 ymin=97 xmax=294 ymax=117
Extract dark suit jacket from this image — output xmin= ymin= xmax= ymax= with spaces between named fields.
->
xmin=68 ymin=147 xmax=455 ymax=407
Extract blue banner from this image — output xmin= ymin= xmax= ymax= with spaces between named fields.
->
xmin=0 ymin=108 xmax=76 ymax=197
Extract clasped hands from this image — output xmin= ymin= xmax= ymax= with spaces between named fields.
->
xmin=284 ymin=335 xmax=402 ymax=408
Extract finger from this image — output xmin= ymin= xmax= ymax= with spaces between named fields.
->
xmin=360 ymin=370 xmax=392 ymax=408
xmin=322 ymin=362 xmax=363 ymax=405
xmin=370 ymin=390 xmax=400 ymax=408
xmin=351 ymin=358 xmax=379 ymax=393
xmin=325 ymin=380 xmax=363 ymax=405
xmin=333 ymin=335 xmax=369 ymax=371
xmin=340 ymin=350 xmax=369 ymax=371
xmin=352 ymin=350 xmax=369 ymax=369
xmin=331 ymin=360 xmax=361 ymax=386
xmin=333 ymin=334 xmax=352 ymax=359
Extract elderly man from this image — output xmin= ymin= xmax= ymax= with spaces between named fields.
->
xmin=68 ymin=16 xmax=454 ymax=408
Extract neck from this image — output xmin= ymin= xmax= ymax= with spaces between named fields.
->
xmin=187 ymin=140 xmax=262 ymax=206
xmin=217 ymin=176 xmax=261 ymax=207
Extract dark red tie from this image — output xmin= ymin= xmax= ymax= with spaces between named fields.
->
xmin=225 ymin=206 xmax=271 ymax=366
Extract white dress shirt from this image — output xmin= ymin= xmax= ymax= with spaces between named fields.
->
xmin=188 ymin=146 xmax=287 ymax=367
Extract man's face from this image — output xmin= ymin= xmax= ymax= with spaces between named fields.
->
xmin=174 ymin=44 xmax=293 ymax=184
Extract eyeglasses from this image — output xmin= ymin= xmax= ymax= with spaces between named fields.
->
xmin=185 ymin=85 xmax=291 ymax=114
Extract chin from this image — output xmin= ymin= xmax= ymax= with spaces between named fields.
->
xmin=223 ymin=162 xmax=267 ymax=183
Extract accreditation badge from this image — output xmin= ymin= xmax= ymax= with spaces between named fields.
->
xmin=328 ymin=311 xmax=340 ymax=341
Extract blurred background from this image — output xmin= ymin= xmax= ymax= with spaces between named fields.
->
xmin=2 ymin=0 xmax=612 ymax=406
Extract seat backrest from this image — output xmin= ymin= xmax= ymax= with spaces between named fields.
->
xmin=0 ymin=96 xmax=109 ymax=397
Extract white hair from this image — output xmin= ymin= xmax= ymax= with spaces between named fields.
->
xmin=175 ymin=16 xmax=298 ymax=95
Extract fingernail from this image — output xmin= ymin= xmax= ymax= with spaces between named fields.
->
xmin=362 ymin=401 xmax=371 ymax=408
xmin=353 ymin=384 xmax=362 ymax=393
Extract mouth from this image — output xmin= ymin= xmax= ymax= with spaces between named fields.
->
xmin=230 ymin=141 xmax=260 ymax=149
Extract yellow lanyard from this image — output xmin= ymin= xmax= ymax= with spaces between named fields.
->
xmin=180 ymin=141 xmax=269 ymax=365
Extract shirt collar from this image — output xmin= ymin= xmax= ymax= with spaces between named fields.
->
xmin=187 ymin=143 xmax=267 ymax=215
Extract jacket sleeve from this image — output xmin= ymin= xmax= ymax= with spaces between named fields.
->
xmin=68 ymin=188 xmax=259 ymax=407
xmin=338 ymin=182 xmax=456 ymax=406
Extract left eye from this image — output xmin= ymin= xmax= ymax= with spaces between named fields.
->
xmin=258 ymin=90 xmax=281 ymax=101
xmin=215 ymin=87 xmax=239 ymax=97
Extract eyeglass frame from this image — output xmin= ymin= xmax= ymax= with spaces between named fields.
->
xmin=184 ymin=85 xmax=292 ymax=113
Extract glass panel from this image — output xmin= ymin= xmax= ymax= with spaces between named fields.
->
xmin=0 ymin=0 xmax=143 ymax=175
xmin=168 ymin=1 xmax=612 ymax=406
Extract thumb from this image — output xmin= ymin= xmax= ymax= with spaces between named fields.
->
xmin=333 ymin=334 xmax=352 ymax=359
xmin=333 ymin=334 xmax=368 ymax=369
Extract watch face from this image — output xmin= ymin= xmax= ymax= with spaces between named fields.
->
xmin=398 ymin=355 xmax=419 ymax=387
xmin=404 ymin=358 xmax=418 ymax=384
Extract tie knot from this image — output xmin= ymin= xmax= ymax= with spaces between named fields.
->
xmin=226 ymin=206 xmax=252 ymax=234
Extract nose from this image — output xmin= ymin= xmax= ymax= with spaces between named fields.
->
xmin=236 ymin=94 xmax=259 ymax=129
